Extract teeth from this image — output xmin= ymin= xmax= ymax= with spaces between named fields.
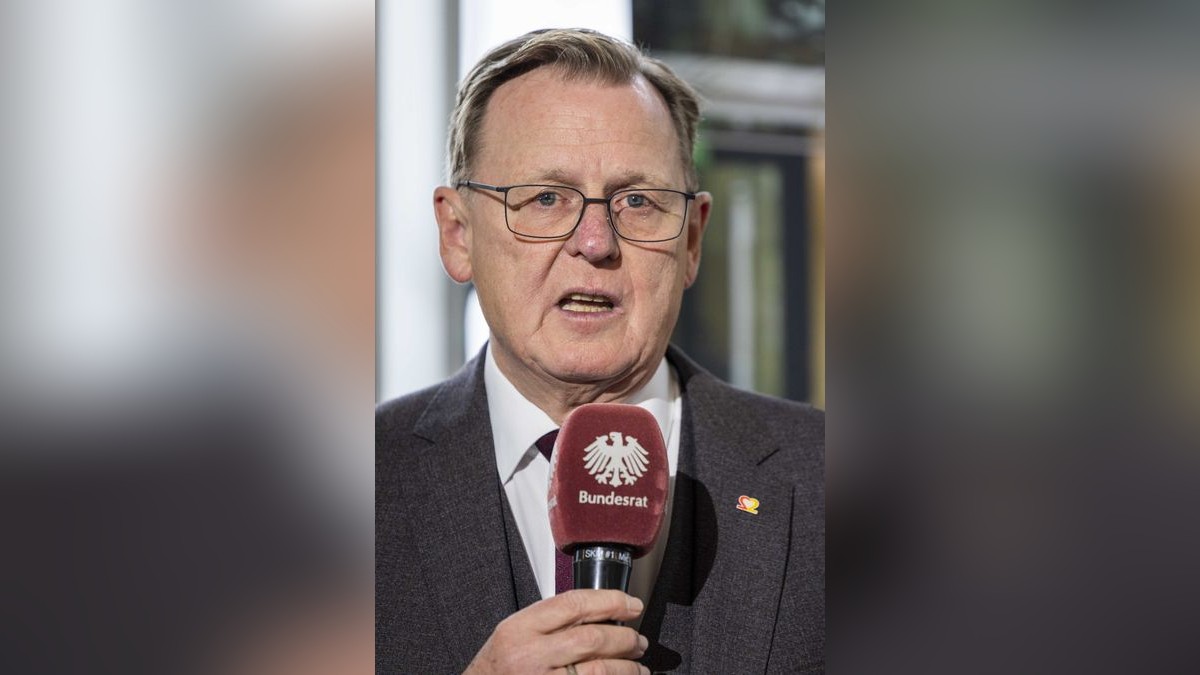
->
xmin=567 ymin=293 xmax=609 ymax=302
xmin=561 ymin=302 xmax=610 ymax=313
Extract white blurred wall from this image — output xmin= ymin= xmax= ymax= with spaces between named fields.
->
xmin=377 ymin=0 xmax=455 ymax=401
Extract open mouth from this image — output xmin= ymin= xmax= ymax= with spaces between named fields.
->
xmin=558 ymin=292 xmax=615 ymax=314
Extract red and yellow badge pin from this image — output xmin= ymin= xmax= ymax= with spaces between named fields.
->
xmin=736 ymin=495 xmax=760 ymax=515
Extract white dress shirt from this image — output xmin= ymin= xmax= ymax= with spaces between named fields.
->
xmin=484 ymin=345 xmax=680 ymax=627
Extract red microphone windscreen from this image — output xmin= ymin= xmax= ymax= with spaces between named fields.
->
xmin=548 ymin=403 xmax=668 ymax=558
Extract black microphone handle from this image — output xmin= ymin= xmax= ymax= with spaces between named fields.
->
xmin=572 ymin=544 xmax=633 ymax=592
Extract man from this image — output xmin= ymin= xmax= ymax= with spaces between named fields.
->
xmin=377 ymin=28 xmax=824 ymax=674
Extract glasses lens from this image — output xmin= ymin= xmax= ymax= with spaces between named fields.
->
xmin=611 ymin=189 xmax=688 ymax=242
xmin=505 ymin=185 xmax=584 ymax=237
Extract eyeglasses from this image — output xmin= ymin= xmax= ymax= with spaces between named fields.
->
xmin=457 ymin=180 xmax=696 ymax=243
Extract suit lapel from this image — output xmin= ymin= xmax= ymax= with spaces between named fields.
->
xmin=649 ymin=349 xmax=796 ymax=673
xmin=688 ymin=435 xmax=794 ymax=673
xmin=398 ymin=356 xmax=520 ymax=667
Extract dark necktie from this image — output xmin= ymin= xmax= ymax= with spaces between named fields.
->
xmin=535 ymin=430 xmax=574 ymax=595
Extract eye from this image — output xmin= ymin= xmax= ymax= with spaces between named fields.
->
xmin=507 ymin=186 xmax=578 ymax=212
xmin=617 ymin=190 xmax=662 ymax=211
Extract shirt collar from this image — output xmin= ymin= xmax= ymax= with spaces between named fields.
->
xmin=484 ymin=344 xmax=675 ymax=485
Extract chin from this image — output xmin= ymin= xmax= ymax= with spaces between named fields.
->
xmin=548 ymin=364 xmax=623 ymax=385
xmin=545 ymin=352 xmax=639 ymax=386
xmin=559 ymin=348 xmax=662 ymax=386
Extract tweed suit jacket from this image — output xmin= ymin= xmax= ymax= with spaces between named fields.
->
xmin=376 ymin=345 xmax=824 ymax=673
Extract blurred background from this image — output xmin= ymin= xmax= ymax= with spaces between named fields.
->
xmin=378 ymin=0 xmax=826 ymax=408
xmin=3 ymin=1 xmax=374 ymax=673
xmin=828 ymin=4 xmax=1200 ymax=674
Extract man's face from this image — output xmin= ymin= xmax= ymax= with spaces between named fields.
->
xmin=435 ymin=67 xmax=710 ymax=397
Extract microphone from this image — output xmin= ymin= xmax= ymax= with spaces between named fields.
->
xmin=548 ymin=403 xmax=668 ymax=592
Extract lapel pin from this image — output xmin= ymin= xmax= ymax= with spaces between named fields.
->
xmin=736 ymin=495 xmax=760 ymax=515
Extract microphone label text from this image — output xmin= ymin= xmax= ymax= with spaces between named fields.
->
xmin=578 ymin=489 xmax=649 ymax=508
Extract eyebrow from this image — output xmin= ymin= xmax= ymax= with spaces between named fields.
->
xmin=531 ymin=168 xmax=666 ymax=194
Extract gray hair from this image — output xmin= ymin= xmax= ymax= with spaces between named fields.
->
xmin=447 ymin=28 xmax=702 ymax=189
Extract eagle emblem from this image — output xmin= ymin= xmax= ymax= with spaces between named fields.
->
xmin=582 ymin=431 xmax=650 ymax=487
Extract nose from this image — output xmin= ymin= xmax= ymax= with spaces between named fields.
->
xmin=564 ymin=201 xmax=620 ymax=263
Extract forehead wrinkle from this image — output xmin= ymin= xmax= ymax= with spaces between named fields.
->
xmin=529 ymin=167 xmax=660 ymax=190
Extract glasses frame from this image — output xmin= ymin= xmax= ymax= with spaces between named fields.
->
xmin=457 ymin=180 xmax=696 ymax=243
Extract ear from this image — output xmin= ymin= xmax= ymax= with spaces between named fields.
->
xmin=682 ymin=191 xmax=711 ymax=288
xmin=434 ymin=186 xmax=474 ymax=283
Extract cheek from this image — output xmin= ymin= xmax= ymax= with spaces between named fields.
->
xmin=631 ymin=252 xmax=688 ymax=326
xmin=471 ymin=242 xmax=550 ymax=326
